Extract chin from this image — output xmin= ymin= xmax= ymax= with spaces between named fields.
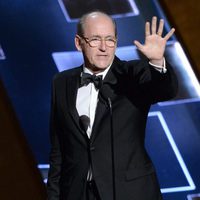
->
xmin=98 ymin=62 xmax=111 ymax=68
xmin=91 ymin=64 xmax=109 ymax=73
xmin=98 ymin=65 xmax=109 ymax=71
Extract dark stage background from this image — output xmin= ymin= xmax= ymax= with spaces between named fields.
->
xmin=0 ymin=0 xmax=200 ymax=199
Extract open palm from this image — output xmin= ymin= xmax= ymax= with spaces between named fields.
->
xmin=134 ymin=16 xmax=175 ymax=65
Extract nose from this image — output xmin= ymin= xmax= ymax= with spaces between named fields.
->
xmin=98 ymin=39 xmax=106 ymax=51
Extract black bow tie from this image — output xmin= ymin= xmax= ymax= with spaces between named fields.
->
xmin=80 ymin=72 xmax=103 ymax=89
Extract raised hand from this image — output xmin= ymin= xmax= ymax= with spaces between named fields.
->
xmin=134 ymin=16 xmax=175 ymax=66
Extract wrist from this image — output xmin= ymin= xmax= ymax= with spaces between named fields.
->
xmin=149 ymin=58 xmax=164 ymax=66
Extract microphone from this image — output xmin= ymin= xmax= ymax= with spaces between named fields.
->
xmin=79 ymin=115 xmax=90 ymax=133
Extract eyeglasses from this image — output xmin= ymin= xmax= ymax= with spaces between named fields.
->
xmin=80 ymin=36 xmax=117 ymax=47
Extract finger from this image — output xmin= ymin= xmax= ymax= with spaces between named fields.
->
xmin=151 ymin=16 xmax=157 ymax=34
xmin=145 ymin=22 xmax=150 ymax=37
xmin=157 ymin=19 xmax=164 ymax=36
xmin=164 ymin=28 xmax=175 ymax=41
xmin=134 ymin=40 xmax=143 ymax=50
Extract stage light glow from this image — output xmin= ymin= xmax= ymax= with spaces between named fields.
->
xmin=0 ymin=44 xmax=6 ymax=60
xmin=57 ymin=0 xmax=139 ymax=22
xmin=174 ymin=42 xmax=200 ymax=97
xmin=148 ymin=111 xmax=196 ymax=193
xmin=38 ymin=164 xmax=49 ymax=169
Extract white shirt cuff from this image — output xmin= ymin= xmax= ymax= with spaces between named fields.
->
xmin=149 ymin=58 xmax=167 ymax=74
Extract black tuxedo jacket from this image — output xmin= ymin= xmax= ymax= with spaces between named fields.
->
xmin=47 ymin=56 xmax=178 ymax=200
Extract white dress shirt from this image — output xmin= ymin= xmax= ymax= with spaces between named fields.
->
xmin=76 ymin=65 xmax=110 ymax=138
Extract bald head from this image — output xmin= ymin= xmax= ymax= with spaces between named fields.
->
xmin=74 ymin=11 xmax=117 ymax=73
xmin=77 ymin=11 xmax=117 ymax=37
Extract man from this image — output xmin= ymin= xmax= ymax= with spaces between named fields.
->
xmin=47 ymin=11 xmax=178 ymax=200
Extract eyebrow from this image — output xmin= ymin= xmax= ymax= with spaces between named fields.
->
xmin=88 ymin=35 xmax=116 ymax=38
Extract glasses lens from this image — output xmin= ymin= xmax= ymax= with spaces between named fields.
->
xmin=83 ymin=36 xmax=116 ymax=47
xmin=89 ymin=38 xmax=100 ymax=47
xmin=105 ymin=39 xmax=115 ymax=47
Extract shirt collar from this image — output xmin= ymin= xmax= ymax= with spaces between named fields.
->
xmin=83 ymin=63 xmax=112 ymax=80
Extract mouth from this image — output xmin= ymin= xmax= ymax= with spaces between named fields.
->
xmin=97 ymin=54 xmax=108 ymax=58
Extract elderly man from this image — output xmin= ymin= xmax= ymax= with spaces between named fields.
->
xmin=47 ymin=11 xmax=178 ymax=200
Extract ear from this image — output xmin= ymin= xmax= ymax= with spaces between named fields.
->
xmin=75 ymin=35 xmax=82 ymax=51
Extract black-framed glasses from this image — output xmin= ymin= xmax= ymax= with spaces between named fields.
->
xmin=80 ymin=35 xmax=117 ymax=47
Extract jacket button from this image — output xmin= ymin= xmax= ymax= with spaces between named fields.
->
xmin=90 ymin=146 xmax=95 ymax=151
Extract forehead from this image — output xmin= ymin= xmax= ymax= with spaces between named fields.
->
xmin=83 ymin=13 xmax=115 ymax=36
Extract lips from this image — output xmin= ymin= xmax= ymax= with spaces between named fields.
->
xmin=97 ymin=55 xmax=108 ymax=57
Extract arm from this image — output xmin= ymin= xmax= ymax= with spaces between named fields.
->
xmin=130 ymin=59 xmax=178 ymax=104
xmin=132 ymin=16 xmax=178 ymax=103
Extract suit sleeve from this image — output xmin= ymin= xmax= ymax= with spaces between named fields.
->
xmin=47 ymin=77 xmax=62 ymax=200
xmin=130 ymin=59 xmax=178 ymax=104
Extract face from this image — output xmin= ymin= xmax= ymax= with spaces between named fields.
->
xmin=75 ymin=13 xmax=117 ymax=74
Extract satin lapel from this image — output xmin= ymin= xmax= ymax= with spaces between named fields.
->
xmin=90 ymin=96 xmax=107 ymax=143
xmin=65 ymin=69 xmax=85 ymax=136
xmin=90 ymin=57 xmax=120 ymax=142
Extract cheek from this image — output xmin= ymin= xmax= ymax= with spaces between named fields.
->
xmin=87 ymin=50 xmax=96 ymax=62
xmin=83 ymin=50 xmax=96 ymax=64
xmin=110 ymin=48 xmax=116 ymax=55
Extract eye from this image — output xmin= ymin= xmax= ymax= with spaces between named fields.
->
xmin=90 ymin=37 xmax=101 ymax=42
xmin=106 ymin=37 xmax=116 ymax=42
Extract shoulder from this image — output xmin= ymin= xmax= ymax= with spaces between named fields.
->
xmin=112 ymin=56 xmax=149 ymax=74
xmin=53 ymin=66 xmax=82 ymax=82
